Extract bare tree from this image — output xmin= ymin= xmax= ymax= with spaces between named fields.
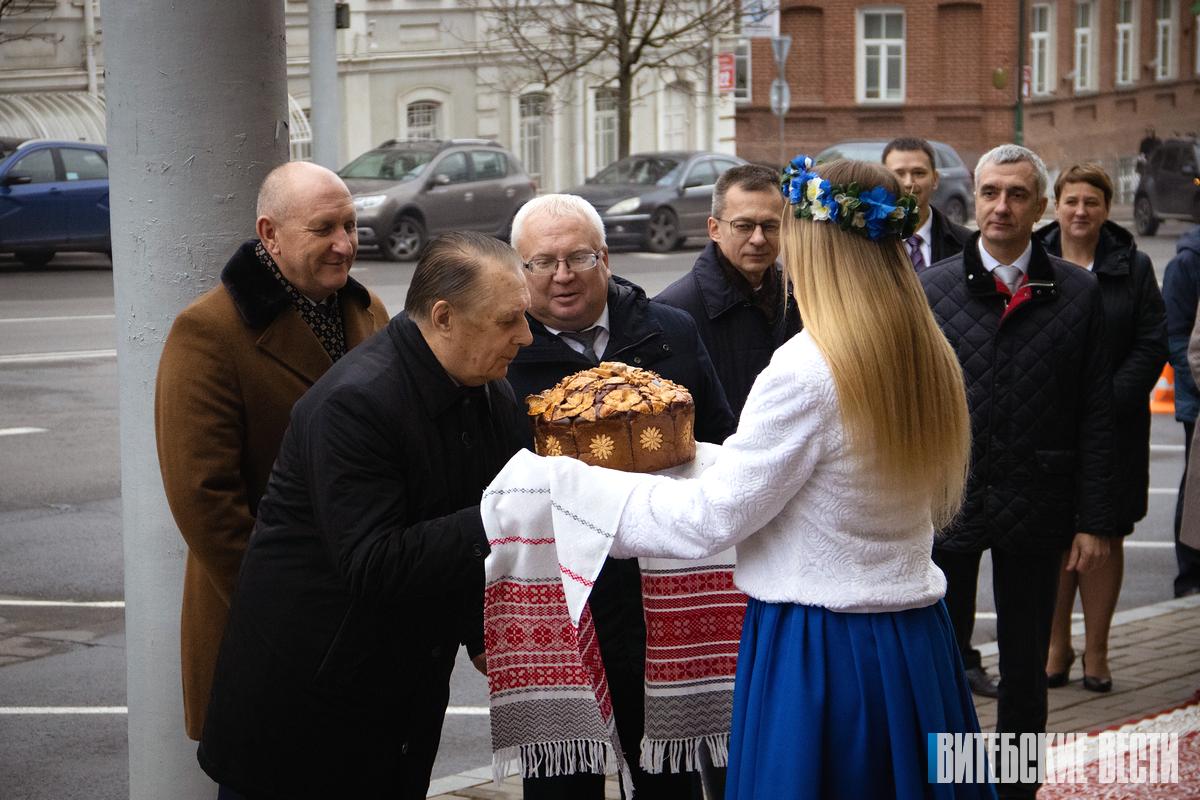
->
xmin=480 ymin=0 xmax=741 ymax=159
xmin=0 ymin=0 xmax=64 ymax=47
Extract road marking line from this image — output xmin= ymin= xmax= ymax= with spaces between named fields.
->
xmin=0 ymin=599 xmax=124 ymax=608
xmin=0 ymin=705 xmax=490 ymax=716
xmin=0 ymin=314 xmax=115 ymax=324
xmin=1149 ymin=488 xmax=1178 ymax=494
xmin=1151 ymin=444 xmax=1186 ymax=453
xmin=1125 ymin=541 xmax=1176 ymax=548
xmin=0 ymin=706 xmax=127 ymax=715
xmin=974 ymin=612 xmax=1084 ymax=620
xmin=0 ymin=349 xmax=116 ymax=365
xmin=0 ymin=427 xmax=47 ymax=437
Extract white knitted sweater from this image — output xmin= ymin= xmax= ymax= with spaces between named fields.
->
xmin=608 ymin=329 xmax=947 ymax=613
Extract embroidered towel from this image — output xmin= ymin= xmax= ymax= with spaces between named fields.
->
xmin=481 ymin=445 xmax=746 ymax=787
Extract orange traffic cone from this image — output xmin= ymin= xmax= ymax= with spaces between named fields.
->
xmin=1151 ymin=364 xmax=1175 ymax=415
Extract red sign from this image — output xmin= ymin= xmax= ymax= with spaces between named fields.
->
xmin=717 ymin=52 xmax=736 ymax=93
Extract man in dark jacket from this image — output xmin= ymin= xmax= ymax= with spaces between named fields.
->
xmin=198 ymin=232 xmax=534 ymax=799
xmin=656 ymin=163 xmax=801 ymax=419
xmin=883 ymin=136 xmax=971 ymax=270
xmin=1164 ymin=226 xmax=1200 ymax=596
xmin=507 ymin=193 xmax=734 ymax=800
xmin=921 ymin=145 xmax=1115 ymax=799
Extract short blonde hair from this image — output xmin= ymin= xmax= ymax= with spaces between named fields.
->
xmin=781 ymin=158 xmax=970 ymax=527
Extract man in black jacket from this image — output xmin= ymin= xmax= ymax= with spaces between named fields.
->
xmin=656 ymin=164 xmax=801 ymax=420
xmin=198 ymin=232 xmax=533 ymax=799
xmin=507 ymin=193 xmax=734 ymax=799
xmin=883 ymin=136 xmax=971 ymax=270
xmin=921 ymin=145 xmax=1114 ymax=799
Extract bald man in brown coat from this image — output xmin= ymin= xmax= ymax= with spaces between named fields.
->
xmin=155 ymin=162 xmax=388 ymax=739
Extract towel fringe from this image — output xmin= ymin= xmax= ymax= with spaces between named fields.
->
xmin=493 ymin=739 xmax=631 ymax=793
xmin=640 ymin=733 xmax=730 ymax=774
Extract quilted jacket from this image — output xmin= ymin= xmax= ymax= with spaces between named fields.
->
xmin=921 ymin=234 xmax=1116 ymax=553
xmin=1163 ymin=226 xmax=1200 ymax=423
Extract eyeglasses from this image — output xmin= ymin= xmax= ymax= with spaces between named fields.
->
xmin=523 ymin=251 xmax=602 ymax=275
xmin=716 ymin=217 xmax=781 ymax=239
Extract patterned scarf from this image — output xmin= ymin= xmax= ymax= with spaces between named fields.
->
xmin=255 ymin=241 xmax=347 ymax=361
xmin=481 ymin=446 xmax=745 ymax=788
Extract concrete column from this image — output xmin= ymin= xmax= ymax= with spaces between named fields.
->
xmin=101 ymin=1 xmax=288 ymax=797
xmin=309 ymin=0 xmax=341 ymax=168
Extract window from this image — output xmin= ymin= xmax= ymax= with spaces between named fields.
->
xmin=519 ymin=92 xmax=548 ymax=185
xmin=662 ymin=83 xmax=692 ymax=150
xmin=1031 ymin=4 xmax=1055 ymax=95
xmin=1116 ymin=0 xmax=1139 ymax=86
xmin=1155 ymin=0 xmax=1177 ymax=80
xmin=58 ymin=148 xmax=108 ymax=181
xmin=470 ymin=150 xmax=508 ymax=180
xmin=683 ymin=160 xmax=717 ymax=189
xmin=432 ymin=152 xmax=470 ymax=184
xmin=1073 ymin=1 xmax=1096 ymax=91
xmin=594 ymin=88 xmax=619 ymax=172
xmin=407 ymin=101 xmax=441 ymax=140
xmin=857 ymin=9 xmax=905 ymax=102
xmin=734 ymin=40 xmax=752 ymax=102
xmin=9 ymin=149 xmax=56 ymax=183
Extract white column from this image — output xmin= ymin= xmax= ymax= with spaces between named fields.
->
xmin=309 ymin=0 xmax=341 ymax=168
xmin=101 ymin=0 xmax=289 ymax=796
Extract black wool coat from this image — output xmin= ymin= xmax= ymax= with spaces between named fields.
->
xmin=506 ymin=276 xmax=735 ymax=677
xmin=655 ymin=241 xmax=802 ymax=418
xmin=921 ymin=234 xmax=1116 ymax=553
xmin=198 ymin=313 xmax=527 ymax=799
xmin=1036 ymin=220 xmax=1167 ymax=533
xmin=928 ymin=205 xmax=973 ymax=265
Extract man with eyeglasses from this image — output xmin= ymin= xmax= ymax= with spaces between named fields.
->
xmin=506 ymin=193 xmax=734 ymax=800
xmin=657 ymin=163 xmax=801 ymax=420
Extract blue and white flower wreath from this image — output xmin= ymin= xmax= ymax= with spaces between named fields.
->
xmin=779 ymin=155 xmax=919 ymax=242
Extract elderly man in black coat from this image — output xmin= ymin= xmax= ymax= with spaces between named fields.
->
xmin=921 ymin=145 xmax=1115 ymax=800
xmin=198 ymin=232 xmax=533 ymax=799
xmin=506 ymin=193 xmax=734 ymax=800
xmin=656 ymin=163 xmax=801 ymax=420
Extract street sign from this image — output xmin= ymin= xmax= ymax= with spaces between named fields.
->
xmin=771 ymin=35 xmax=791 ymax=69
xmin=740 ymin=0 xmax=778 ymax=38
xmin=770 ymin=79 xmax=790 ymax=117
xmin=717 ymin=52 xmax=736 ymax=93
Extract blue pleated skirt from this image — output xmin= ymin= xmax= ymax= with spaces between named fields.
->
xmin=726 ymin=598 xmax=997 ymax=799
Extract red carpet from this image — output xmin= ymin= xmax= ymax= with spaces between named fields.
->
xmin=1037 ymin=694 xmax=1200 ymax=798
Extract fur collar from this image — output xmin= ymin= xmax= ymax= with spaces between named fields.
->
xmin=220 ymin=239 xmax=372 ymax=329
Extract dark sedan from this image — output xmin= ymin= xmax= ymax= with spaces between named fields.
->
xmin=0 ymin=137 xmax=111 ymax=267
xmin=566 ymin=151 xmax=746 ymax=252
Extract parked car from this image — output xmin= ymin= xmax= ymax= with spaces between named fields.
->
xmin=1134 ymin=137 xmax=1200 ymax=236
xmin=0 ymin=137 xmax=111 ymax=267
xmin=339 ymin=138 xmax=537 ymax=261
xmin=566 ymin=151 xmax=747 ymax=252
xmin=815 ymin=139 xmax=975 ymax=226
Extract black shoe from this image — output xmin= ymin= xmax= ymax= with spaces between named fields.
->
xmin=965 ymin=666 xmax=999 ymax=698
xmin=1046 ymin=651 xmax=1075 ymax=688
xmin=1081 ymin=656 xmax=1112 ymax=693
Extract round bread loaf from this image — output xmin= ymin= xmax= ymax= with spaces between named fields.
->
xmin=526 ymin=361 xmax=696 ymax=473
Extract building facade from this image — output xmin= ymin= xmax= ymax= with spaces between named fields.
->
xmin=0 ymin=0 xmax=737 ymax=193
xmin=734 ymin=0 xmax=1199 ymax=199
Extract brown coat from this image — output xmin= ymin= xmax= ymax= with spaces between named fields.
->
xmin=155 ymin=240 xmax=388 ymax=739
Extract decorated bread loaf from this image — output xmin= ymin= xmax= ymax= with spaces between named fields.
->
xmin=526 ymin=361 xmax=696 ymax=473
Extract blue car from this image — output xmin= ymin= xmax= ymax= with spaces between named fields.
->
xmin=0 ymin=138 xmax=111 ymax=267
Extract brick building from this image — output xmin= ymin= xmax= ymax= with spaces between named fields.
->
xmin=735 ymin=0 xmax=1200 ymax=199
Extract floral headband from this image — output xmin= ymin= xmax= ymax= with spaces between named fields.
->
xmin=779 ymin=155 xmax=919 ymax=242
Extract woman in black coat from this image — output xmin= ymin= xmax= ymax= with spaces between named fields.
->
xmin=1036 ymin=164 xmax=1167 ymax=692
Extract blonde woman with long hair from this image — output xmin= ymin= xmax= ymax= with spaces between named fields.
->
xmin=496 ymin=158 xmax=992 ymax=798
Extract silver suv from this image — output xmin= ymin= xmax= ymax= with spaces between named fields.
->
xmin=340 ymin=139 xmax=537 ymax=261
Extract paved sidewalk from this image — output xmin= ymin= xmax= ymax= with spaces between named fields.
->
xmin=427 ymin=594 xmax=1200 ymax=799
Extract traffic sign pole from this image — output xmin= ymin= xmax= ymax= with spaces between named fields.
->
xmin=772 ymin=35 xmax=791 ymax=166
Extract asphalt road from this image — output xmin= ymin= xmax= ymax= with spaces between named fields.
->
xmin=0 ymin=221 xmax=1194 ymax=799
